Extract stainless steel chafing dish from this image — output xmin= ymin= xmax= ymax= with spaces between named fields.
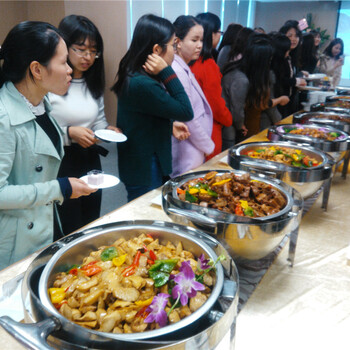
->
xmin=268 ymin=123 xmax=350 ymax=180
xmin=293 ymin=111 xmax=350 ymax=133
xmin=228 ymin=141 xmax=334 ymax=209
xmin=162 ymin=170 xmax=303 ymax=265
xmin=310 ymin=101 xmax=350 ymax=114
xmin=0 ymin=221 xmax=239 ymax=350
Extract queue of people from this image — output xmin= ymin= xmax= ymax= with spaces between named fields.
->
xmin=0 ymin=14 xmax=345 ymax=269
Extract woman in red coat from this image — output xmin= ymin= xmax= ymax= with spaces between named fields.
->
xmin=190 ymin=12 xmax=232 ymax=159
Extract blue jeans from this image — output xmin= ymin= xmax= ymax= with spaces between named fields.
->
xmin=125 ymin=155 xmax=163 ymax=202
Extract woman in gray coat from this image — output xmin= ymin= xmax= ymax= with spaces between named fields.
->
xmin=0 ymin=21 xmax=96 ymax=270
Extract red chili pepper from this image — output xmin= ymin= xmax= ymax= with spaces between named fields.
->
xmin=147 ymin=259 xmax=155 ymax=265
xmin=83 ymin=265 xmax=102 ymax=277
xmin=81 ymin=261 xmax=98 ymax=271
xmin=122 ymin=265 xmax=136 ymax=277
xmin=176 ymin=188 xmax=186 ymax=195
xmin=303 ymin=156 xmax=310 ymax=167
xmin=54 ymin=300 xmax=68 ymax=310
xmin=149 ymin=250 xmax=157 ymax=261
xmin=235 ymin=204 xmax=244 ymax=216
xmin=69 ymin=268 xmax=78 ymax=276
xmin=132 ymin=251 xmax=141 ymax=267
xmin=146 ymin=234 xmax=154 ymax=240
xmin=136 ymin=305 xmax=150 ymax=319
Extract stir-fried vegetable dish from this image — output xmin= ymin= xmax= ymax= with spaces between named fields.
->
xmin=328 ymin=100 xmax=350 ymax=108
xmin=177 ymin=171 xmax=287 ymax=217
xmin=244 ymin=146 xmax=321 ymax=168
xmin=309 ymin=114 xmax=350 ymax=124
xmin=281 ymin=126 xmax=341 ymax=141
xmin=49 ymin=233 xmax=219 ymax=333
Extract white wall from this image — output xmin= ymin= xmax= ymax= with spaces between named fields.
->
xmin=254 ymin=1 xmax=339 ymax=37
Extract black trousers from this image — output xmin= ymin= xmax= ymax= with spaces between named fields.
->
xmin=54 ymin=144 xmax=102 ymax=239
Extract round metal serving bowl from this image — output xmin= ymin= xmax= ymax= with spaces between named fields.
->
xmin=268 ymin=123 xmax=350 ymax=163
xmin=326 ymin=95 xmax=350 ymax=102
xmin=293 ymin=111 xmax=350 ymax=133
xmin=310 ymin=101 xmax=350 ymax=114
xmin=0 ymin=221 xmax=238 ymax=350
xmin=162 ymin=170 xmax=303 ymax=262
xmin=228 ymin=141 xmax=334 ymax=200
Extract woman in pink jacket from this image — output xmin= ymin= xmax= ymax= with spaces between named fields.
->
xmin=171 ymin=15 xmax=214 ymax=177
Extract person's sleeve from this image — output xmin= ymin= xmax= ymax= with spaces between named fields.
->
xmin=0 ymin=112 xmax=64 ymax=209
xmin=264 ymin=106 xmax=282 ymax=125
xmin=57 ymin=177 xmax=72 ymax=201
xmin=226 ymin=76 xmax=249 ymax=130
xmin=130 ymin=66 xmax=193 ymax=122
xmin=175 ymin=66 xmax=214 ymax=155
xmin=332 ymin=64 xmax=342 ymax=87
xmin=185 ymin=116 xmax=215 ymax=155
xmin=195 ymin=60 xmax=232 ymax=127
xmin=91 ymin=95 xmax=109 ymax=131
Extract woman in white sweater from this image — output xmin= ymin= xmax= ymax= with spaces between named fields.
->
xmin=49 ymin=15 xmax=120 ymax=236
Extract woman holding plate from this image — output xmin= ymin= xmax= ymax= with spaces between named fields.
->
xmin=0 ymin=21 xmax=96 ymax=269
xmin=49 ymin=15 xmax=120 ymax=236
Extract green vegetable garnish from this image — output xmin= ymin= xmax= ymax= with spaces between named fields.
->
xmin=243 ymin=207 xmax=254 ymax=217
xmin=100 ymin=246 xmax=118 ymax=261
xmin=148 ymin=259 xmax=178 ymax=287
xmin=185 ymin=191 xmax=198 ymax=203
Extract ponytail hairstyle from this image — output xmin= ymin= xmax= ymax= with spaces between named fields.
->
xmin=111 ymin=14 xmax=174 ymax=95
xmin=0 ymin=21 xmax=61 ymax=88
xmin=195 ymin=12 xmax=221 ymax=61
xmin=173 ymin=15 xmax=200 ymax=40
xmin=59 ymin=15 xmax=105 ymax=99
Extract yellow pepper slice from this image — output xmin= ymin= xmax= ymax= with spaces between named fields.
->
xmin=240 ymin=200 xmax=249 ymax=209
xmin=295 ymin=149 xmax=301 ymax=155
xmin=292 ymin=154 xmax=299 ymax=161
xmin=48 ymin=288 xmax=66 ymax=304
xmin=189 ymin=188 xmax=199 ymax=194
xmin=112 ymin=254 xmax=127 ymax=267
xmin=212 ymin=178 xmax=231 ymax=186
xmin=199 ymin=189 xmax=208 ymax=194
xmin=135 ymin=297 xmax=154 ymax=307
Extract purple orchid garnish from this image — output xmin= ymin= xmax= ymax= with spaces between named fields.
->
xmin=144 ymin=293 xmax=170 ymax=327
xmin=197 ymin=253 xmax=211 ymax=271
xmin=172 ymin=261 xmax=205 ymax=306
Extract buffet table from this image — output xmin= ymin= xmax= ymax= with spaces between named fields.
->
xmin=1 ymin=116 xmax=350 ymax=349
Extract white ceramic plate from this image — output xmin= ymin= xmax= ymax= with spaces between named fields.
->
xmin=305 ymin=73 xmax=327 ymax=80
xmin=95 ymin=129 xmax=127 ymax=143
xmin=80 ymin=174 xmax=120 ymax=189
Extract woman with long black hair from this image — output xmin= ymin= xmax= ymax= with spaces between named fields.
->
xmin=301 ymin=32 xmax=318 ymax=74
xmin=111 ymin=14 xmax=193 ymax=201
xmin=49 ymin=15 xmax=120 ymax=236
xmin=217 ymin=23 xmax=243 ymax=69
xmin=222 ymin=34 xmax=289 ymax=141
xmin=279 ymin=20 xmax=306 ymax=116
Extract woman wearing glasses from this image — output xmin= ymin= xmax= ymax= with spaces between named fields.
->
xmin=49 ymin=15 xmax=120 ymax=236
xmin=190 ymin=12 xmax=232 ymax=157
